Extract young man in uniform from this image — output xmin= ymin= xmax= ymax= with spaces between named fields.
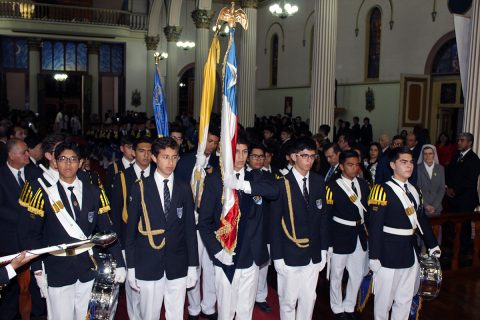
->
xmin=105 ymin=135 xmax=135 ymax=199
xmin=368 ymin=146 xmax=440 ymax=320
xmin=198 ymin=136 xmax=278 ymax=320
xmin=326 ymin=150 xmax=370 ymax=320
xmin=125 ymin=137 xmax=198 ymax=320
xmin=271 ymin=137 xmax=329 ymax=320
xmin=28 ymin=141 xmax=126 ymax=320
xmin=110 ymin=136 xmax=154 ymax=320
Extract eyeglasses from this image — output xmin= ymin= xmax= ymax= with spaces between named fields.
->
xmin=57 ymin=156 xmax=80 ymax=163
xmin=158 ymin=155 xmax=180 ymax=161
xmin=249 ymin=154 xmax=266 ymax=160
xmin=297 ymin=153 xmax=318 ymax=160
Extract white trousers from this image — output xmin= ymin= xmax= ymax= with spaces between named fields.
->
xmin=255 ymin=244 xmax=270 ymax=303
xmin=48 ymin=279 xmax=94 ymax=320
xmin=187 ymin=230 xmax=217 ymax=316
xmin=123 ymin=250 xmax=141 ymax=320
xmin=214 ymin=264 xmax=259 ymax=320
xmin=137 ymin=275 xmax=187 ymax=320
xmin=277 ymin=262 xmax=321 ymax=320
xmin=373 ymin=255 xmax=419 ymax=320
xmin=330 ymin=238 xmax=368 ymax=314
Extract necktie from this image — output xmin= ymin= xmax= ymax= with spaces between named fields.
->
xmin=141 ymin=170 xmax=145 ymax=179
xmin=351 ymin=181 xmax=358 ymax=196
xmin=404 ymin=184 xmax=417 ymax=210
xmin=325 ymin=166 xmax=334 ymax=182
xmin=303 ymin=177 xmax=309 ymax=205
xmin=457 ymin=153 xmax=464 ymax=163
xmin=67 ymin=186 xmax=81 ymax=220
xmin=163 ymin=179 xmax=170 ymax=219
xmin=17 ymin=171 xmax=24 ymax=188
xmin=129 ymin=162 xmax=134 ymax=168
xmin=235 ymin=173 xmax=243 ymax=199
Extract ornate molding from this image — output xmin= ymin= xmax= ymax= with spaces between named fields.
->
xmin=242 ymin=0 xmax=258 ymax=9
xmin=264 ymin=22 xmax=285 ymax=54
xmin=145 ymin=35 xmax=160 ymax=51
xmin=27 ymin=38 xmax=42 ymax=51
xmin=164 ymin=25 xmax=183 ymax=42
xmin=87 ymin=41 xmax=101 ymax=55
xmin=191 ymin=9 xmax=215 ymax=29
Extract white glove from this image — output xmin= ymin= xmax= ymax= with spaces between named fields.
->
xmin=34 ymin=272 xmax=48 ymax=298
xmin=318 ymin=250 xmax=327 ymax=272
xmin=274 ymin=259 xmax=287 ymax=274
xmin=114 ymin=267 xmax=126 ymax=283
xmin=429 ymin=246 xmax=441 ymax=258
xmin=369 ymin=259 xmax=382 ymax=273
xmin=214 ymin=249 xmax=235 ymax=266
xmin=224 ymin=174 xmax=248 ymax=191
xmin=186 ymin=266 xmax=198 ymax=289
xmin=127 ymin=268 xmax=140 ymax=292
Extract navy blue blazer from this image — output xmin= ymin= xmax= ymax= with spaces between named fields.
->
xmin=326 ymin=177 xmax=370 ymax=254
xmin=0 ymin=267 xmax=9 ymax=286
xmin=198 ymin=170 xmax=278 ymax=269
xmin=106 ymin=159 xmax=128 ymax=199
xmin=125 ymin=174 xmax=198 ymax=281
xmin=270 ymin=171 xmax=329 ymax=266
xmin=28 ymin=181 xmax=124 ymax=287
xmin=0 ymin=164 xmax=41 ymax=254
xmin=175 ymin=151 xmax=219 ymax=183
xmin=368 ymin=180 xmax=438 ymax=269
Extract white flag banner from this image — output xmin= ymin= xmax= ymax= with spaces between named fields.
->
xmin=454 ymin=14 xmax=472 ymax=99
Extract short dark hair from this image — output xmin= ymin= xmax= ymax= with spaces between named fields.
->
xmin=339 ymin=150 xmax=360 ymax=164
xmin=339 ymin=133 xmax=355 ymax=147
xmin=323 ymin=142 xmax=341 ymax=154
xmin=237 ymin=135 xmax=249 ymax=148
xmin=133 ymin=136 xmax=152 ymax=150
xmin=42 ymin=134 xmax=65 ymax=155
xmin=389 ymin=146 xmax=413 ymax=162
xmin=319 ymin=124 xmax=330 ymax=135
xmin=208 ymin=126 xmax=220 ymax=138
xmin=54 ymin=141 xmax=81 ymax=159
xmin=170 ymin=125 xmax=184 ymax=135
xmin=120 ymin=135 xmax=134 ymax=146
xmin=152 ymin=137 xmax=178 ymax=156
xmin=392 ymin=135 xmax=405 ymax=145
xmin=249 ymin=143 xmax=266 ymax=155
xmin=25 ymin=135 xmax=42 ymax=149
xmin=292 ymin=137 xmax=316 ymax=153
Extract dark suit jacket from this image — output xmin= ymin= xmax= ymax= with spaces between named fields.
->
xmin=106 ymin=159 xmax=127 ymax=199
xmin=326 ymin=178 xmax=370 ymax=254
xmin=28 ymin=181 xmax=124 ymax=287
xmin=198 ymin=170 xmax=278 ymax=269
xmin=175 ymin=151 xmax=219 ymax=183
xmin=0 ymin=164 xmax=40 ymax=254
xmin=325 ymin=165 xmax=342 ymax=184
xmin=368 ymin=180 xmax=438 ymax=269
xmin=125 ymin=174 xmax=198 ymax=281
xmin=110 ymin=165 xmax=155 ymax=249
xmin=446 ymin=150 xmax=480 ymax=212
xmin=0 ymin=266 xmax=9 ymax=285
xmin=270 ymin=171 xmax=329 ymax=266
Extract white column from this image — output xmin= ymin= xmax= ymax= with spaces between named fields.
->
xmin=464 ymin=0 xmax=480 ymax=153
xmin=145 ymin=35 xmax=160 ymax=118
xmin=87 ymin=42 xmax=100 ymax=118
xmin=309 ymin=0 xmax=337 ymax=138
xmin=238 ymin=0 xmax=258 ymax=128
xmin=192 ymin=9 xmax=214 ymax=120
xmin=28 ymin=38 xmax=41 ymax=112
xmin=164 ymin=25 xmax=183 ymax=122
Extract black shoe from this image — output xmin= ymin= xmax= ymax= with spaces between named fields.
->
xmin=255 ymin=301 xmax=272 ymax=313
xmin=200 ymin=312 xmax=218 ymax=320
xmin=188 ymin=315 xmax=200 ymax=320
xmin=334 ymin=312 xmax=347 ymax=320
xmin=345 ymin=312 xmax=360 ymax=320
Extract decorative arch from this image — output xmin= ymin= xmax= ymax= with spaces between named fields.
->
xmin=355 ymin=0 xmax=393 ymax=37
xmin=147 ymin=0 xmax=164 ymax=36
xmin=166 ymin=0 xmax=183 ymax=26
xmin=424 ymin=31 xmax=456 ymax=74
xmin=302 ymin=10 xmax=315 ymax=47
xmin=264 ymin=22 xmax=285 ymax=54
xmin=366 ymin=6 xmax=382 ymax=79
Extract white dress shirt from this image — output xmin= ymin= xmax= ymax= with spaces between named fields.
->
xmin=133 ymin=163 xmax=151 ymax=180
xmin=292 ymin=167 xmax=310 ymax=193
xmin=59 ymin=177 xmax=83 ymax=220
xmin=154 ymin=171 xmax=174 ymax=212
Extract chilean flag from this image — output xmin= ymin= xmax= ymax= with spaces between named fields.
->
xmin=216 ymin=29 xmax=241 ymax=255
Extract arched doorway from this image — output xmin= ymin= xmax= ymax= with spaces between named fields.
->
xmin=426 ymin=32 xmax=463 ymax=142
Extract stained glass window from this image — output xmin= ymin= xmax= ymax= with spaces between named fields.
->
xmin=271 ymin=34 xmax=279 ymax=87
xmin=367 ymin=7 xmax=381 ymax=79
xmin=432 ymin=39 xmax=460 ymax=75
xmin=100 ymin=44 xmax=124 ymax=75
xmin=77 ymin=43 xmax=87 ymax=71
xmin=41 ymin=41 xmax=87 ymax=72
xmin=1 ymin=37 xmax=28 ymax=70
xmin=42 ymin=41 xmax=53 ymax=70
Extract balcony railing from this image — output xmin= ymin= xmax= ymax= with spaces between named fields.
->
xmin=0 ymin=1 xmax=148 ymax=30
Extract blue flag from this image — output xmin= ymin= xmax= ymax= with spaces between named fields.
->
xmin=153 ymin=65 xmax=169 ymax=137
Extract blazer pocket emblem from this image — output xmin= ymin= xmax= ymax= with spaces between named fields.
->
xmin=253 ymin=196 xmax=263 ymax=205
xmin=177 ymin=207 xmax=183 ymax=219
xmin=88 ymin=211 xmax=95 ymax=223
xmin=316 ymin=199 xmax=323 ymax=210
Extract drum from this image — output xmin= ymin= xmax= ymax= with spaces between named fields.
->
xmin=87 ymin=253 xmax=119 ymax=320
xmin=417 ymin=254 xmax=442 ymax=300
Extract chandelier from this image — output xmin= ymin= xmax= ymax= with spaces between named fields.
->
xmin=269 ymin=1 xmax=298 ymax=19
xmin=53 ymin=73 xmax=68 ymax=82
xmin=176 ymin=41 xmax=195 ymax=50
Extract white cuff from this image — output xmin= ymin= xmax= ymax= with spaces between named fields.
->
xmin=243 ymin=181 xmax=252 ymax=194
xmin=5 ymin=264 xmax=16 ymax=280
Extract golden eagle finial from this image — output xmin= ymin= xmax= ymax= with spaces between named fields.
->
xmin=217 ymin=2 xmax=248 ymax=30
